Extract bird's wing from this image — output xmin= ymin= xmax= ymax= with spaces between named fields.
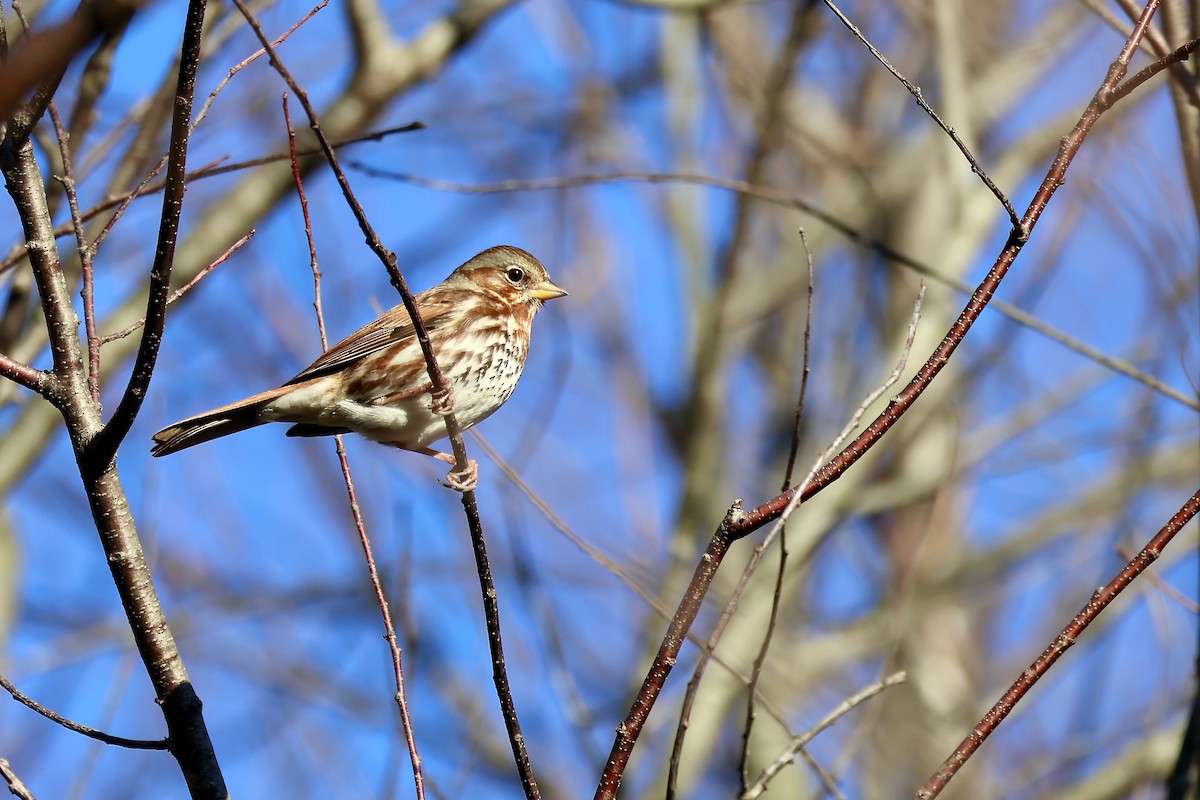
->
xmin=284 ymin=296 xmax=457 ymax=385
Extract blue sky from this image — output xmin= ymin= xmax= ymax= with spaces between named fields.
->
xmin=2 ymin=1 xmax=1198 ymax=798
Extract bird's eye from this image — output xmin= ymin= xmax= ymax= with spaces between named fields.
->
xmin=505 ymin=267 xmax=525 ymax=284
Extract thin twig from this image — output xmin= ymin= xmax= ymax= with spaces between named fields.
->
xmin=917 ymin=489 xmax=1200 ymax=798
xmin=192 ymin=1 xmax=329 ymax=132
xmin=1105 ymin=36 xmax=1200 ymax=108
xmin=346 ymin=167 xmax=1200 ymax=414
xmin=741 ymin=672 xmax=908 ymax=799
xmin=98 ymin=232 xmax=253 ymax=345
xmin=1107 ymin=0 xmax=1200 ymax=107
xmin=819 ymin=0 xmax=1021 ymax=233
xmin=1115 ymin=544 xmax=1200 ymax=614
xmin=738 ymin=230 xmax=815 ymax=792
xmin=230 ymin=3 xmax=539 ymax=797
xmin=47 ymin=101 xmax=99 ymax=403
xmin=659 ymin=282 xmax=923 ymax=800
xmin=0 ymin=673 xmax=168 ymax=750
xmin=282 ymin=91 xmax=425 ymax=800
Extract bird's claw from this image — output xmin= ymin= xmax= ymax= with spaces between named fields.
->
xmin=440 ymin=459 xmax=479 ymax=492
xmin=430 ymin=386 xmax=454 ymax=416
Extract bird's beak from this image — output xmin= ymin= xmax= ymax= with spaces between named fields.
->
xmin=530 ymin=280 xmax=568 ymax=301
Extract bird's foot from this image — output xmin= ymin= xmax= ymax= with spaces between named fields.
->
xmin=440 ymin=460 xmax=479 ymax=492
xmin=430 ymin=385 xmax=455 ymax=416
xmin=421 ymin=448 xmax=479 ymax=492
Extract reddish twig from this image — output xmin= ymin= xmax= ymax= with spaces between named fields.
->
xmin=593 ymin=501 xmax=748 ymax=800
xmin=597 ymin=1 xmax=1167 ymax=793
xmin=231 ymin=4 xmax=539 ymax=798
xmin=193 ymin=1 xmax=328 ymax=131
xmin=737 ymin=230 xmax=815 ymax=792
xmin=916 ymin=489 xmax=1200 ymax=798
xmin=0 ymin=673 xmax=167 ymax=750
xmin=1115 ymin=543 xmax=1200 ymax=614
xmin=98 ymin=232 xmax=253 ymax=346
xmin=630 ymin=282 xmax=924 ymax=800
xmin=1105 ymin=36 xmax=1200 ymax=108
xmin=282 ymin=91 xmax=425 ymax=800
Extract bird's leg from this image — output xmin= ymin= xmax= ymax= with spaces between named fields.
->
xmin=368 ymin=382 xmax=434 ymax=406
xmin=415 ymin=447 xmax=478 ymax=492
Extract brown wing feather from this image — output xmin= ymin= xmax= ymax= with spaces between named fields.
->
xmin=285 ymin=292 xmax=462 ymax=385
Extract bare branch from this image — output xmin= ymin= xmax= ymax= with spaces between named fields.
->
xmin=230 ymin=2 xmax=539 ymax=797
xmin=917 ymin=488 xmax=1200 ymax=798
xmin=819 ymin=0 xmax=1021 ymax=232
xmin=741 ymin=672 xmax=908 ymax=799
xmin=87 ymin=0 xmax=207 ymax=466
xmin=0 ymin=758 xmax=36 ymax=800
xmin=0 ymin=673 xmax=168 ymax=750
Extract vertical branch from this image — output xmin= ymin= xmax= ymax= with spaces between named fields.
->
xmin=47 ymin=102 xmax=99 ymax=403
xmin=0 ymin=1 xmax=228 ymax=796
xmin=231 ymin=4 xmax=541 ymax=798
xmin=282 ymin=92 xmax=426 ymax=800
xmin=87 ymin=0 xmax=207 ymax=466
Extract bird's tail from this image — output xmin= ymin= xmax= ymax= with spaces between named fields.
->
xmin=150 ymin=384 xmax=298 ymax=457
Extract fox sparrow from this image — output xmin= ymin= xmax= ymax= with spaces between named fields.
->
xmin=151 ymin=245 xmax=566 ymax=490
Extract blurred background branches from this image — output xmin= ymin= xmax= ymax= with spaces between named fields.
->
xmin=0 ymin=0 xmax=1197 ymax=798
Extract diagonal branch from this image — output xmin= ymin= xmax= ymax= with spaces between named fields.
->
xmin=0 ymin=673 xmax=168 ymax=750
xmin=594 ymin=2 xmax=1170 ymax=796
xmin=820 ymin=0 xmax=1021 ymax=231
xmin=916 ymin=488 xmax=1200 ymax=798
xmin=731 ymin=0 xmax=1168 ymax=540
